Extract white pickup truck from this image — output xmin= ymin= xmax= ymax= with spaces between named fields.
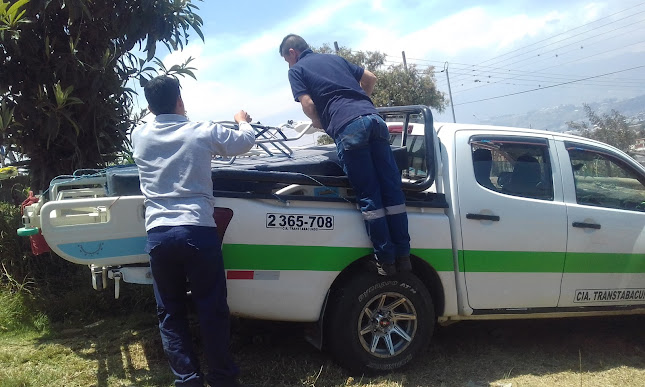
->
xmin=18 ymin=105 xmax=645 ymax=372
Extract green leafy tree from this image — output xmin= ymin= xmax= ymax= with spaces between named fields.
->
xmin=316 ymin=133 xmax=334 ymax=146
xmin=314 ymin=43 xmax=447 ymax=110
xmin=0 ymin=0 xmax=203 ymax=188
xmin=315 ymin=43 xmax=387 ymax=72
xmin=0 ymin=99 xmax=16 ymax=167
xmin=567 ymin=104 xmax=638 ymax=155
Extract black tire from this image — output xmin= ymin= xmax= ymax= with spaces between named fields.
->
xmin=326 ymin=271 xmax=435 ymax=373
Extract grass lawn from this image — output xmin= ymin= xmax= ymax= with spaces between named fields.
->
xmin=1 ymin=311 xmax=644 ymax=386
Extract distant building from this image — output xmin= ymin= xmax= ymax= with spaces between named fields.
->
xmin=632 ymin=138 xmax=645 ymax=153
xmin=631 ymin=138 xmax=645 ymax=166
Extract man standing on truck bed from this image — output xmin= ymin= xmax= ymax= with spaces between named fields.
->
xmin=279 ymin=34 xmax=411 ymax=276
xmin=132 ymin=75 xmax=255 ymax=387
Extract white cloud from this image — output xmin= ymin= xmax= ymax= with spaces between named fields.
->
xmin=371 ymin=0 xmax=385 ymax=12
xmin=289 ymin=0 xmax=355 ymax=31
xmin=234 ymin=0 xmax=356 ymax=58
xmin=180 ymin=79 xmax=302 ymax=125
xmin=148 ymin=0 xmax=364 ymax=125
xmin=159 ymin=44 xmax=208 ymax=72
xmin=582 ymin=2 xmax=604 ymax=20
xmin=237 ymin=33 xmax=280 ymax=57
xmin=352 ymin=7 xmax=569 ymax=60
xmin=138 ymin=0 xmax=644 ymax=126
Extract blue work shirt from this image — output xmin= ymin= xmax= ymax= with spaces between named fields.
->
xmin=288 ymin=49 xmax=377 ymax=138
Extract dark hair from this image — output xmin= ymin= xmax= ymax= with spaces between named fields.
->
xmin=144 ymin=76 xmax=181 ymax=115
xmin=279 ymin=34 xmax=309 ymax=57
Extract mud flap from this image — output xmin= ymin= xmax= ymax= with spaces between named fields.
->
xmin=304 ymin=289 xmax=330 ymax=351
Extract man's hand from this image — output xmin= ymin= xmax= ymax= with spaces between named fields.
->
xmin=234 ymin=110 xmax=252 ymax=124
xmin=299 ymin=94 xmax=323 ymax=129
xmin=360 ymin=70 xmax=377 ymax=97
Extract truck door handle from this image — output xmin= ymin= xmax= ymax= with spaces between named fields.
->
xmin=572 ymin=222 xmax=601 ymax=230
xmin=466 ymin=213 xmax=500 ymax=221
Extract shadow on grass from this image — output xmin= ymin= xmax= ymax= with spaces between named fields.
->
xmin=38 ymin=310 xmax=173 ymax=387
xmin=33 ymin=309 xmax=645 ymax=387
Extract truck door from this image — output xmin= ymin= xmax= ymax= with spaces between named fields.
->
xmin=455 ymin=131 xmax=567 ymax=310
xmin=556 ymin=140 xmax=645 ymax=307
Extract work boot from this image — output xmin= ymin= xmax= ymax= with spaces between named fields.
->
xmin=396 ymin=256 xmax=412 ymax=272
xmin=375 ymin=262 xmax=397 ymax=276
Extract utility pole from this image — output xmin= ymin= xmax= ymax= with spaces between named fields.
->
xmin=333 ymin=41 xmax=340 ymax=55
xmin=444 ymin=62 xmax=456 ymax=123
xmin=402 ymin=51 xmax=408 ymax=71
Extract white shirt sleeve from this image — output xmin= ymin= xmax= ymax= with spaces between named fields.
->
xmin=210 ymin=122 xmax=256 ymax=156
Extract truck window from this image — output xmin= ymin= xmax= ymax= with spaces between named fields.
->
xmin=386 ymin=114 xmax=428 ymax=181
xmin=406 ymin=135 xmax=427 ymax=179
xmin=389 ymin=134 xmax=427 ymax=179
xmin=566 ymin=146 xmax=645 ymax=212
xmin=470 ymin=138 xmax=554 ymax=200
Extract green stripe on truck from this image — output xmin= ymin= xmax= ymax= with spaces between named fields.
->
xmin=462 ymin=250 xmax=645 ymax=273
xmin=222 ymin=245 xmax=645 ymax=274
xmin=564 ymin=252 xmax=645 ymax=273
xmin=222 ymin=244 xmax=454 ymax=271
xmin=412 ymin=248 xmax=454 ymax=271
xmin=463 ymin=250 xmax=566 ymax=273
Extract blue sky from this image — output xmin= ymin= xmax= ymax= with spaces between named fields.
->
xmin=145 ymin=0 xmax=645 ymax=134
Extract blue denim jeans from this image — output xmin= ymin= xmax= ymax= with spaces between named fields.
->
xmin=146 ymin=225 xmax=239 ymax=387
xmin=334 ymin=114 xmax=410 ymax=264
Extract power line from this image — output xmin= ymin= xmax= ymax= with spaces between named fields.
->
xmin=446 ymin=75 xmax=645 ymax=86
xmin=383 ymin=1 xmax=645 ymax=78
xmin=454 ymin=80 xmax=645 ymax=89
xmin=392 ymin=56 xmax=643 ymax=82
xmin=441 ymin=65 xmax=645 ymax=82
xmin=444 ymin=67 xmax=645 ymax=85
xmin=452 ymin=2 xmax=645 ymax=72
xmin=438 ymin=66 xmax=645 ymax=83
xmin=461 ymin=20 xmax=644 ymax=79
xmin=394 ymin=59 xmax=645 ymax=87
xmin=445 ymin=78 xmax=645 ymax=89
xmin=451 ymin=39 xmax=645 ymax=94
xmin=385 ymin=62 xmax=645 ymax=92
xmin=536 ymin=40 xmax=645 ymax=70
xmin=449 ymin=12 xmax=645 ymax=84
xmin=384 ymin=54 xmax=443 ymax=66
xmin=389 ymin=11 xmax=645 ymax=79
xmin=379 ymin=5 xmax=645 ymax=102
xmin=385 ymin=55 xmax=638 ymax=84
xmin=454 ymin=64 xmax=645 ymax=106
xmin=433 ymin=75 xmax=645 ymax=90
xmin=437 ymin=61 xmax=637 ymax=78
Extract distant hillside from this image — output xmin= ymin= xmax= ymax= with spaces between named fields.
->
xmin=480 ymin=95 xmax=645 ymax=132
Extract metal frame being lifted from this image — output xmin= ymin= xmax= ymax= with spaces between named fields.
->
xmin=213 ymin=121 xmax=318 ymax=163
